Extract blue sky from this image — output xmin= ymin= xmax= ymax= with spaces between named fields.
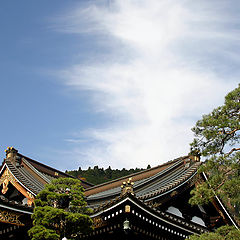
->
xmin=0 ymin=0 xmax=239 ymax=171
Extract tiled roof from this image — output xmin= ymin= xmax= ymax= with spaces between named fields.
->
xmin=5 ymin=159 xmax=45 ymax=195
xmin=18 ymin=153 xmax=94 ymax=188
xmin=138 ymin=162 xmax=200 ymax=200
xmin=0 ymin=148 xmax=93 ymax=198
xmin=87 ymin=156 xmax=199 ymax=206
xmin=18 ymin=153 xmax=75 ymax=179
xmin=85 ymin=156 xmax=185 ymax=197
xmin=87 ymin=159 xmax=183 ymax=201
xmin=22 ymin=158 xmax=52 ymax=184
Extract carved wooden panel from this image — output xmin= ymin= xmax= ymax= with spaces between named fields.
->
xmin=0 ymin=209 xmax=24 ymax=226
xmin=93 ymin=216 xmax=107 ymax=228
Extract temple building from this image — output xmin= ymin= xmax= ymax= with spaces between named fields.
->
xmin=0 ymin=147 xmax=238 ymax=239
xmin=0 ymin=147 xmax=92 ymax=239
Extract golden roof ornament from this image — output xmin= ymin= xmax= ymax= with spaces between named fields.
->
xmin=189 ymin=148 xmax=201 ymax=162
xmin=5 ymin=147 xmax=18 ymax=159
xmin=121 ymin=177 xmax=134 ymax=196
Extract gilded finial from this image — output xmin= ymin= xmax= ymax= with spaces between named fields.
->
xmin=121 ymin=178 xmax=134 ymax=196
xmin=5 ymin=147 xmax=18 ymax=159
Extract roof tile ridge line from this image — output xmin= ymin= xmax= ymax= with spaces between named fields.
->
xmin=86 ymin=159 xmax=187 ymax=200
xmin=7 ymin=160 xmax=42 ymax=194
xmin=144 ymin=162 xmax=200 ymax=197
xmin=85 ymin=156 xmax=188 ymax=191
xmin=140 ymin=162 xmax=200 ymax=199
xmin=22 ymin=158 xmax=51 ymax=184
xmin=136 ymin=164 xmax=189 ymax=197
xmin=18 ymin=154 xmax=93 ymax=186
xmin=144 ymin=169 xmax=199 ymax=201
xmin=17 ymin=153 xmax=74 ymax=178
xmin=87 ymin=160 xmax=185 ymax=201
xmin=132 ymin=165 xmax=186 ymax=199
xmin=5 ymin=163 xmax=36 ymax=197
xmin=141 ymin=165 xmax=199 ymax=200
xmin=18 ymin=165 xmax=45 ymax=191
xmin=133 ymin=159 xmax=184 ymax=190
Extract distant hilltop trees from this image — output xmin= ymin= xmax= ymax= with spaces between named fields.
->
xmin=66 ymin=165 xmax=151 ymax=185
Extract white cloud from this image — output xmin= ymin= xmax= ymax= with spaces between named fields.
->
xmin=56 ymin=0 xmax=239 ymax=168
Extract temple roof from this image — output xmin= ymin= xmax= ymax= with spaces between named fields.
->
xmin=0 ymin=147 xmax=93 ymax=199
xmin=3 ymin=158 xmax=46 ymax=195
xmin=85 ymin=154 xmax=239 ymax=233
xmin=86 ymin=155 xmax=200 ymax=207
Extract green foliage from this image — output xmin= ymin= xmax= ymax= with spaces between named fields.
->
xmin=28 ymin=178 xmax=93 ymax=240
xmin=188 ymin=226 xmax=240 ymax=240
xmin=189 ymin=85 xmax=240 ymax=239
xmin=190 ymin=84 xmax=240 ymax=213
xmin=66 ymin=165 xmax=146 ymax=185
xmin=28 ymin=225 xmax=59 ymax=240
xmin=191 ymin=84 xmax=240 ymax=157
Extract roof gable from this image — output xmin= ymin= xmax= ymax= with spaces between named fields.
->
xmin=0 ymin=147 xmax=93 ymax=207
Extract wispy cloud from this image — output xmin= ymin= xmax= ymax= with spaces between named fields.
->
xmin=55 ymin=0 xmax=239 ymax=168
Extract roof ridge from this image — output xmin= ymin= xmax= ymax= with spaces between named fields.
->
xmin=22 ymin=158 xmax=51 ymax=184
xmin=5 ymin=159 xmax=40 ymax=195
xmin=86 ymin=156 xmax=188 ymax=192
xmin=17 ymin=153 xmax=74 ymax=178
xmin=17 ymin=152 xmax=94 ymax=188
xmin=141 ymin=162 xmax=200 ymax=201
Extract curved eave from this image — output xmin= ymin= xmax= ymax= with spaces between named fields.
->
xmin=141 ymin=162 xmax=200 ymax=201
xmin=6 ymin=165 xmax=37 ymax=196
xmin=3 ymin=160 xmax=43 ymax=196
xmin=0 ymin=202 xmax=32 ymax=215
xmin=87 ymin=160 xmax=199 ymax=203
xmin=91 ymin=194 xmax=207 ymax=235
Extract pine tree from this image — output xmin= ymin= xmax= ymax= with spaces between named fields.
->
xmin=188 ymin=84 xmax=240 ymax=239
xmin=28 ymin=178 xmax=93 ymax=240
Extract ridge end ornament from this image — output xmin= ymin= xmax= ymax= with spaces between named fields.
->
xmin=5 ymin=147 xmax=18 ymax=159
xmin=121 ymin=178 xmax=135 ymax=196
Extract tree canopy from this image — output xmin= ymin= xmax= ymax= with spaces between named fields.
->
xmin=188 ymin=84 xmax=240 ymax=239
xmin=66 ymin=165 xmax=146 ymax=185
xmin=28 ymin=178 xmax=93 ymax=240
xmin=188 ymin=226 xmax=240 ymax=240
